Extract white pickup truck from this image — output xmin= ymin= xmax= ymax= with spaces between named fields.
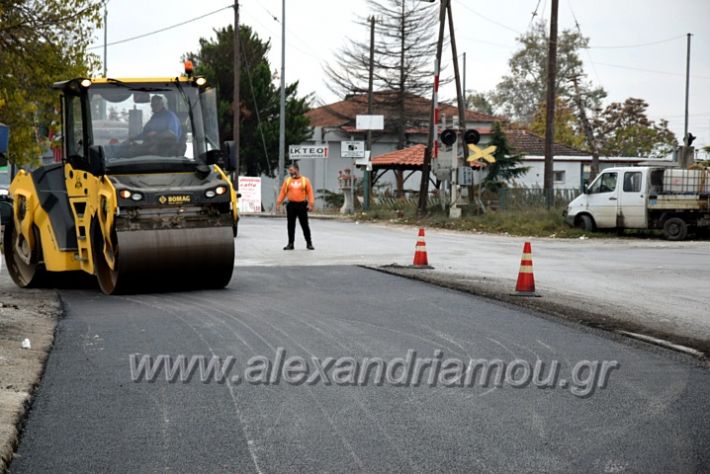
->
xmin=565 ymin=166 xmax=710 ymax=240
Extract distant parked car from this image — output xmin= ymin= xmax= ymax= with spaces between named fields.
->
xmin=0 ymin=164 xmax=9 ymax=196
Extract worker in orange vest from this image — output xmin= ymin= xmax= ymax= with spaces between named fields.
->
xmin=276 ymin=163 xmax=315 ymax=250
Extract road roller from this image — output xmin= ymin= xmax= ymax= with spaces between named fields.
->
xmin=1 ymin=76 xmax=238 ymax=294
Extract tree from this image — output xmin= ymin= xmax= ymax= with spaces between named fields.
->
xmin=490 ymin=22 xmax=605 ymax=125
xmin=324 ymin=0 xmax=439 ymax=148
xmin=186 ymin=25 xmax=312 ymax=176
xmin=466 ymin=92 xmax=494 ymax=116
xmin=595 ymin=98 xmax=677 ymax=158
xmin=484 ymin=122 xmax=529 ymax=189
xmin=0 ymin=0 xmax=102 ymax=165
xmin=529 ymin=98 xmax=585 ymax=150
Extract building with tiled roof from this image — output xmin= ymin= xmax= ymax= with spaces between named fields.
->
xmin=306 ymin=91 xmax=497 ymax=132
xmin=295 ymin=91 xmax=499 ymax=205
xmin=505 ymin=129 xmax=586 ymax=156
xmin=504 ymin=129 xmax=656 ymax=189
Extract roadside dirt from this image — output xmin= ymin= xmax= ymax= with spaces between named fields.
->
xmin=0 ymin=282 xmax=59 ymax=472
xmin=366 ymin=265 xmax=710 ymax=360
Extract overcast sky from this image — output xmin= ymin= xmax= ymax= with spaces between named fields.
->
xmin=94 ymin=0 xmax=710 ymax=148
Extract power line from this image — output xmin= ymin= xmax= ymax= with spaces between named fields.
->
xmin=593 ymin=61 xmax=710 ymax=80
xmin=529 ymin=0 xmax=543 ymax=29
xmin=564 ymin=0 xmax=603 ymax=85
xmin=588 ymin=35 xmax=685 ymax=50
xmin=88 ymin=5 xmax=233 ymax=50
xmin=452 ymin=0 xmax=522 ymax=35
xmin=649 ymin=112 xmax=710 ymax=118
xmin=242 ymin=3 xmax=325 ymax=63
xmin=458 ymin=35 xmax=512 ymax=49
xmin=239 ymin=34 xmax=272 ymax=176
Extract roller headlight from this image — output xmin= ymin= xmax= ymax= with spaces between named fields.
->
xmin=119 ymin=189 xmax=143 ymax=201
xmin=205 ymin=186 xmax=228 ymax=198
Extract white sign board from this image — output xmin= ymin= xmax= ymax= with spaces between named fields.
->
xmin=237 ymin=176 xmax=262 ymax=213
xmin=354 ymin=150 xmax=371 ymax=167
xmin=356 ymin=114 xmax=384 ymax=130
xmin=341 ymin=141 xmax=365 ymax=158
xmin=289 ymin=145 xmax=329 ymax=159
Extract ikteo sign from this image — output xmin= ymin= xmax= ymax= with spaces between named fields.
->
xmin=288 ymin=145 xmax=329 ymax=159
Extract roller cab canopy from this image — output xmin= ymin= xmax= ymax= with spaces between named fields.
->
xmin=54 ymin=77 xmax=223 ymax=175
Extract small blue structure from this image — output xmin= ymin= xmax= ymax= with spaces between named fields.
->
xmin=0 ymin=123 xmax=9 ymax=155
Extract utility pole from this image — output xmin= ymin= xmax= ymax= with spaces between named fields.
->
xmin=418 ymin=0 xmax=448 ymax=215
xmin=277 ymin=0 xmax=287 ymax=192
xmin=683 ymin=33 xmax=692 ymax=146
xmin=446 ymin=1 xmax=467 ymax=217
xmin=233 ymin=0 xmax=240 ymax=182
xmin=462 ymin=52 xmax=466 ymax=107
xmin=364 ymin=16 xmax=376 ymax=211
xmin=543 ymin=0 xmax=559 ymax=209
xmin=101 ymin=1 xmax=108 ymax=119
xmin=103 ymin=2 xmax=108 ymax=77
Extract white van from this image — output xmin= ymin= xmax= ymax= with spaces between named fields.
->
xmin=565 ymin=166 xmax=710 ymax=240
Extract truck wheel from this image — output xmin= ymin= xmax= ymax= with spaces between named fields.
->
xmin=663 ymin=217 xmax=688 ymax=241
xmin=576 ymin=214 xmax=595 ymax=232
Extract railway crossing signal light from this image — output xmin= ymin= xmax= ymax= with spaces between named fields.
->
xmin=463 ymin=129 xmax=480 ymax=145
xmin=439 ymin=129 xmax=457 ymax=147
xmin=439 ymin=128 xmax=482 ymax=147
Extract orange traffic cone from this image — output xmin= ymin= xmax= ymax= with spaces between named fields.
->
xmin=514 ymin=242 xmax=537 ymax=295
xmin=412 ymin=228 xmax=429 ymax=267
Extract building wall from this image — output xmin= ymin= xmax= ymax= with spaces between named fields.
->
xmin=515 ymin=156 xmax=658 ymax=190
xmin=515 ymin=160 xmax=583 ymax=190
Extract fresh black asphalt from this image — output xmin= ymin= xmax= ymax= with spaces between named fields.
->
xmin=9 ymin=266 xmax=710 ymax=473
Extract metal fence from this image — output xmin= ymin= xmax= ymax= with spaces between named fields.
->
xmin=490 ymin=188 xmax=580 ymax=210
xmin=375 ymin=195 xmax=443 ymax=210
xmin=367 ymin=187 xmax=580 ymax=213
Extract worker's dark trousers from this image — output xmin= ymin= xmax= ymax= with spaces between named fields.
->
xmin=286 ymin=201 xmax=312 ymax=245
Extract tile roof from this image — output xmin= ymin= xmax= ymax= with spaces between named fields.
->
xmin=371 ymin=144 xmax=484 ymax=169
xmin=307 ymin=91 xmax=499 ymax=130
xmin=505 ymin=129 xmax=587 ymax=156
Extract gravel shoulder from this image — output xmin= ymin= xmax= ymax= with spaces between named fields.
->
xmin=0 ymin=272 xmax=59 ymax=472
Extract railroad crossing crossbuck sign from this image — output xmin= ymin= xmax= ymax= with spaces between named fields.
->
xmin=467 ymin=144 xmax=497 ymax=164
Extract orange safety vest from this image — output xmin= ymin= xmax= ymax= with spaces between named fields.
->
xmin=285 ymin=176 xmax=307 ymax=192
xmin=279 ymin=176 xmax=313 ymax=205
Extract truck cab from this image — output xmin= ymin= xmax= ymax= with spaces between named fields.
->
xmin=566 ymin=167 xmax=651 ymax=231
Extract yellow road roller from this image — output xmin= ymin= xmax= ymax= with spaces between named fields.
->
xmin=2 ymin=76 xmax=239 ymax=294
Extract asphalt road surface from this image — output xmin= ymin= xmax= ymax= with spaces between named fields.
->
xmin=237 ymin=217 xmax=710 ymax=343
xmin=10 ymin=266 xmax=710 ymax=473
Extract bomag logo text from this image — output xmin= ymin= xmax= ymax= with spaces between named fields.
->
xmin=159 ymin=195 xmax=191 ymax=205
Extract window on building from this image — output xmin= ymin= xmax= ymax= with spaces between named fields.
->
xmin=554 ymin=170 xmax=566 ymax=184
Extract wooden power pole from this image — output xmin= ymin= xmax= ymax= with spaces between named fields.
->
xmin=233 ymin=0 xmax=240 ymax=180
xmin=543 ymin=0 xmax=559 ymax=208
xmin=418 ymin=0 xmax=448 ymax=215
xmin=364 ymin=16 xmax=376 ymax=211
